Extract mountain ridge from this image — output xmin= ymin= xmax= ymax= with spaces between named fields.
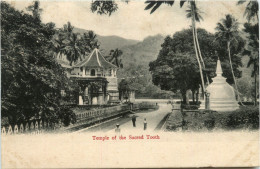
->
xmin=73 ymin=27 xmax=140 ymax=53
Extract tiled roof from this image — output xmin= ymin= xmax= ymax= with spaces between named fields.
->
xmin=73 ymin=48 xmax=117 ymax=69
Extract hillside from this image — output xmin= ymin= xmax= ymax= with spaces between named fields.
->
xmin=73 ymin=27 xmax=139 ymax=54
xmin=119 ymin=34 xmax=165 ymax=66
xmin=116 ymin=34 xmax=172 ymax=98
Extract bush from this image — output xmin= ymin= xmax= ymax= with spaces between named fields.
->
xmin=181 ymin=104 xmax=200 ymax=110
xmin=60 ymin=107 xmax=77 ymax=126
xmin=217 ymin=106 xmax=259 ymax=130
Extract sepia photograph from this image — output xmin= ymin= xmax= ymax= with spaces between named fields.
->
xmin=1 ymin=0 xmax=259 ymax=168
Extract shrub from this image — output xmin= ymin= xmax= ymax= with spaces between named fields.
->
xmin=60 ymin=107 xmax=77 ymax=126
xmin=217 ymin=106 xmax=259 ymax=130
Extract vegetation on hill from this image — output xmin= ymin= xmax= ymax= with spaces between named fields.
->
xmin=73 ymin=27 xmax=139 ymax=54
xmin=117 ymin=34 xmax=175 ymax=99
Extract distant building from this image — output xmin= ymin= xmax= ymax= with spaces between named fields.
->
xmin=56 ymin=48 xmax=120 ymax=105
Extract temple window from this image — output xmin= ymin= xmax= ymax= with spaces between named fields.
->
xmin=91 ymin=69 xmax=96 ymax=76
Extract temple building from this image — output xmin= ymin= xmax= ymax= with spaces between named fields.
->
xmin=57 ymin=48 xmax=120 ymax=105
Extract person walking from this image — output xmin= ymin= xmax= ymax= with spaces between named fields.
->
xmin=132 ymin=115 xmax=136 ymax=127
xmin=115 ymin=124 xmax=120 ymax=134
xmin=144 ymin=118 xmax=147 ymax=130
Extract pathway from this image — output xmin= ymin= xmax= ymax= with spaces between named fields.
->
xmin=106 ymin=103 xmax=172 ymax=134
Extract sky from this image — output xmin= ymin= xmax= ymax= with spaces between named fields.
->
xmin=9 ymin=0 xmax=247 ymax=41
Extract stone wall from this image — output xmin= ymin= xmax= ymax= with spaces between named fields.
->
xmin=1 ymin=102 xmax=159 ymax=135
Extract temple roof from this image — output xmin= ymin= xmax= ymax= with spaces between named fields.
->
xmin=73 ymin=48 xmax=117 ymax=69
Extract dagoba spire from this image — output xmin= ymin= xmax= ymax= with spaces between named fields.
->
xmin=216 ymin=58 xmax=223 ymax=76
xmin=199 ymin=57 xmax=239 ymax=112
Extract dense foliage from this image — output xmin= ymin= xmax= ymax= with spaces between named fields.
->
xmin=219 ymin=106 xmax=259 ymax=129
xmin=1 ymin=2 xmax=78 ymax=125
xmin=117 ymin=35 xmax=174 ymax=99
xmin=166 ymin=106 xmax=259 ymax=131
xmin=53 ymin=22 xmax=100 ymax=66
xmin=149 ymin=28 xmax=245 ymax=103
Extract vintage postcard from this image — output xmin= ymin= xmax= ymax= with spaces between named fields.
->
xmin=1 ymin=0 xmax=259 ymax=168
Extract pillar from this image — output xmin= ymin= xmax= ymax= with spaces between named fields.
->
xmin=79 ymin=95 xmax=83 ymax=105
xmin=92 ymin=97 xmax=98 ymax=105
xmin=205 ymin=92 xmax=210 ymax=110
xmin=98 ymin=94 xmax=104 ymax=105
xmin=111 ymin=69 xmax=114 ymax=77
xmin=82 ymin=67 xmax=85 ymax=77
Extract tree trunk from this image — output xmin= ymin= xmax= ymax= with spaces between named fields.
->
xmin=192 ymin=90 xmax=195 ymax=103
xmin=185 ymin=90 xmax=190 ymax=105
xmin=182 ymin=92 xmax=186 ymax=105
xmin=196 ymin=88 xmax=199 ymax=103
xmin=227 ymin=41 xmax=244 ymax=106
xmin=194 ymin=23 xmax=209 ymax=86
xmin=192 ymin=12 xmax=205 ymax=96
xmin=254 ymin=61 xmax=257 ymax=105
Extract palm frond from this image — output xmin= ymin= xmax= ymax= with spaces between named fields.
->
xmin=237 ymin=0 xmax=247 ymax=5
xmin=186 ymin=2 xmax=203 ymax=22
xmin=145 ymin=1 xmax=175 ymax=14
xmin=180 ymin=0 xmax=187 ymax=7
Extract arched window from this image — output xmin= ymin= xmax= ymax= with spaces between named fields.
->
xmin=91 ymin=69 xmax=95 ymax=76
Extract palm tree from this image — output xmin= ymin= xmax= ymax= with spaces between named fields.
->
xmin=145 ymin=0 xmax=207 ymax=94
xmin=243 ymin=22 xmax=259 ymax=105
xmin=238 ymin=0 xmax=259 ymax=105
xmin=237 ymin=0 xmax=259 ymax=23
xmin=63 ymin=22 xmax=74 ymax=35
xmin=107 ymin=49 xmax=123 ymax=68
xmin=215 ymin=14 xmax=243 ymax=105
xmin=63 ymin=33 xmax=82 ymax=66
xmin=26 ymin=1 xmax=42 ymax=21
xmin=52 ymin=33 xmax=66 ymax=59
xmin=80 ymin=31 xmax=100 ymax=57
xmin=186 ymin=3 xmax=209 ymax=85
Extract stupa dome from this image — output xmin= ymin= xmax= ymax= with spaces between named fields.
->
xmin=200 ymin=59 xmax=239 ymax=112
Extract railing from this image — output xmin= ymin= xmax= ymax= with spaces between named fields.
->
xmin=75 ymin=104 xmax=129 ymax=122
xmin=1 ymin=119 xmax=63 ymax=136
xmin=1 ymin=102 xmax=159 ymax=135
xmin=132 ymin=102 xmax=159 ymax=110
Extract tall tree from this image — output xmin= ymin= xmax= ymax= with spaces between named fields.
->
xmin=242 ymin=22 xmax=259 ymax=104
xmin=150 ymin=52 xmax=201 ymax=105
xmin=1 ymin=2 xmax=76 ymax=125
xmin=238 ymin=0 xmax=259 ymax=105
xmin=63 ymin=32 xmax=82 ymax=66
xmin=185 ymin=1 xmax=206 ymax=93
xmin=145 ymin=0 xmax=208 ymax=95
xmin=186 ymin=2 xmax=209 ymax=85
xmin=63 ymin=22 xmax=74 ymax=34
xmin=52 ymin=32 xmax=66 ymax=59
xmin=80 ymin=31 xmax=100 ymax=58
xmin=237 ymin=0 xmax=259 ymax=22
xmin=26 ymin=1 xmax=42 ymax=22
xmin=215 ymin=14 xmax=243 ymax=104
xmin=106 ymin=49 xmax=123 ymax=68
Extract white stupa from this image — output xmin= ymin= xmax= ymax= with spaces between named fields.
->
xmin=200 ymin=58 xmax=239 ymax=112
